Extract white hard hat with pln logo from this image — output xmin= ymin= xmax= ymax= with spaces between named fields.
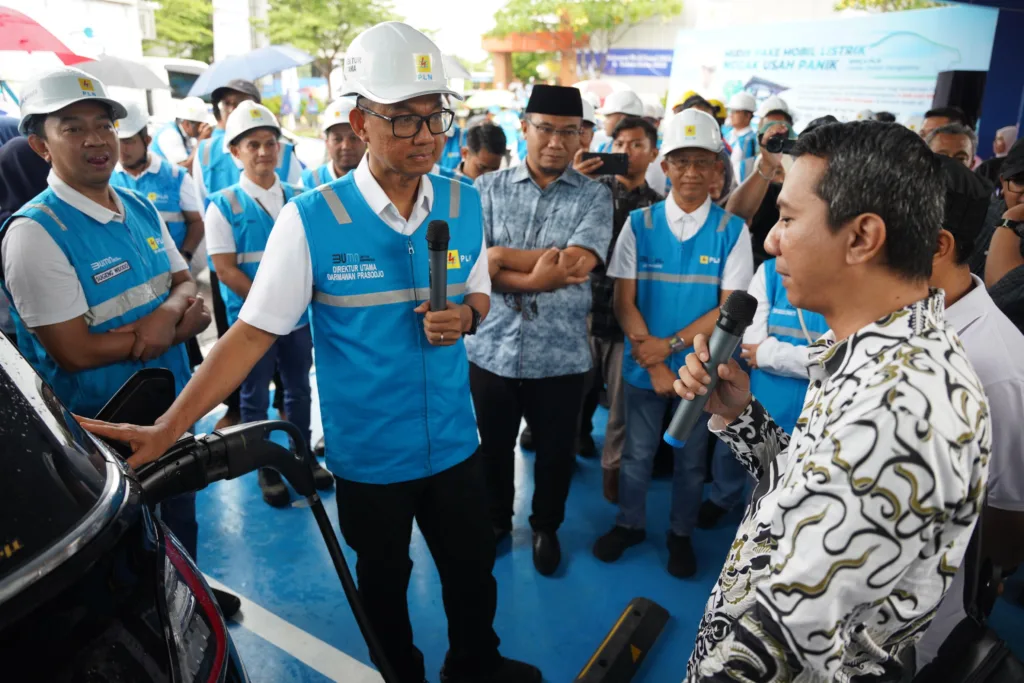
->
xmin=597 ymin=90 xmax=644 ymax=117
xmin=727 ymin=92 xmax=756 ymax=113
xmin=340 ymin=22 xmax=462 ymax=105
xmin=224 ymin=100 xmax=281 ymax=146
xmin=322 ymin=97 xmax=357 ymax=134
xmin=115 ymin=101 xmax=150 ymax=139
xmin=176 ymin=96 xmax=209 ymax=123
xmin=18 ymin=67 xmax=128 ymax=135
xmin=661 ymin=109 xmax=723 ymax=156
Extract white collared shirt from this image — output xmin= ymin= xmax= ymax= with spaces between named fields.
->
xmin=154 ymin=122 xmax=191 ymax=165
xmin=606 ymin=194 xmax=753 ymax=292
xmin=191 ymin=139 xmax=305 ymax=206
xmin=205 ymin=175 xmax=287 ymax=256
xmin=115 ymin=154 xmax=200 ymax=213
xmin=2 ymin=170 xmax=188 ymax=328
xmin=743 ymin=261 xmax=818 ymax=378
xmin=237 ymin=155 xmax=491 ymax=336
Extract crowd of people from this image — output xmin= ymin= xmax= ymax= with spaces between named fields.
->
xmin=2 ymin=18 xmax=1024 ymax=683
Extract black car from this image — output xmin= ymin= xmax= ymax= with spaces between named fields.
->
xmin=0 ymin=333 xmax=248 ymax=682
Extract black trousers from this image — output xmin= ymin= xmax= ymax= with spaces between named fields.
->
xmin=469 ymin=363 xmax=586 ymax=533
xmin=335 ymin=454 xmax=501 ymax=683
xmin=208 ymin=270 xmax=240 ymax=415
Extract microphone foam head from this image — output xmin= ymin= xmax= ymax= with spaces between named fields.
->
xmin=426 ymin=220 xmax=450 ymax=248
xmin=722 ymin=290 xmax=758 ymax=325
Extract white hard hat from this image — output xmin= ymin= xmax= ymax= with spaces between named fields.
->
xmin=176 ymin=96 xmax=208 ymax=123
xmin=904 ymin=114 xmax=925 ymax=133
xmin=581 ymin=91 xmax=601 ymax=110
xmin=854 ymin=109 xmax=874 ymax=121
xmin=224 ymin=100 xmax=281 ymax=146
xmin=322 ymin=97 xmax=357 ymax=134
xmin=758 ymin=95 xmax=791 ymax=118
xmin=597 ymin=90 xmax=644 ymax=117
xmin=341 ymin=22 xmax=462 ymax=105
xmin=661 ymin=109 xmax=723 ymax=156
xmin=115 ymin=101 xmax=149 ymax=139
xmin=643 ymin=101 xmax=664 ymax=120
xmin=727 ymin=92 xmax=756 ymax=112
xmin=18 ymin=66 xmax=128 ymax=135
xmin=582 ymin=100 xmax=596 ymax=125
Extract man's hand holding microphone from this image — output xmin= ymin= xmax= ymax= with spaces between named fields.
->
xmin=674 ymin=333 xmax=752 ymax=427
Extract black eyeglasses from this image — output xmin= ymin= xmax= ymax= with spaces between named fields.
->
xmin=526 ymin=118 xmax=581 ymax=140
xmin=358 ymin=106 xmax=454 ymax=139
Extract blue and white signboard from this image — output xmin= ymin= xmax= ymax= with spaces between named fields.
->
xmin=578 ymin=48 xmax=674 ymax=79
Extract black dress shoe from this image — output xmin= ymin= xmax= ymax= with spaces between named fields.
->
xmin=532 ymin=530 xmax=560 ymax=576
xmin=519 ymin=426 xmax=534 ymax=451
xmin=577 ymin=432 xmax=596 ymax=458
xmin=311 ymin=460 xmax=334 ymax=491
xmin=258 ymin=468 xmax=290 ymax=507
xmin=667 ymin=532 xmax=697 ymax=578
xmin=696 ymin=500 xmax=729 ymax=529
xmin=593 ymin=525 xmax=645 ymax=563
xmin=212 ymin=588 xmax=242 ymax=618
xmin=440 ymin=657 xmax=542 ymax=683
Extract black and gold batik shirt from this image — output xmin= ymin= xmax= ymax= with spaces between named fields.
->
xmin=686 ymin=290 xmax=991 ymax=683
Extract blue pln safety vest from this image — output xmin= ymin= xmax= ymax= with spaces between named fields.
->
xmin=623 ymin=201 xmax=745 ymax=390
xmin=292 ymin=172 xmax=481 ymax=484
xmin=207 ymin=182 xmax=306 ymax=328
xmin=302 ymin=163 xmax=334 ymax=188
xmin=726 ymin=128 xmax=758 ymax=182
xmin=149 ymin=121 xmax=187 ymax=162
xmin=435 ymin=164 xmax=474 ymax=186
xmin=439 ymin=125 xmax=464 ymax=171
xmin=749 ymin=258 xmax=829 ymax=434
xmin=0 ymin=187 xmax=192 ymax=417
xmin=110 ymin=158 xmax=190 ymax=251
xmin=198 ymin=129 xmax=296 ymax=208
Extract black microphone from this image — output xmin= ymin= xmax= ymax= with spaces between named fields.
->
xmin=426 ymin=220 xmax=450 ymax=312
xmin=664 ymin=290 xmax=759 ymax=447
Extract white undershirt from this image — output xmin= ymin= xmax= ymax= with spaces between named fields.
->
xmin=2 ymin=170 xmax=188 ymax=328
xmin=743 ymin=262 xmax=817 ymax=379
xmin=606 ymin=194 xmax=753 ymax=293
xmin=204 ymin=175 xmax=287 ymax=256
xmin=237 ymin=155 xmax=491 ymax=336
xmin=154 ymin=123 xmax=191 ymax=165
xmin=115 ymin=154 xmax=200 ymax=213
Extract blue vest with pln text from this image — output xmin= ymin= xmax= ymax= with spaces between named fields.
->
xmin=749 ymin=258 xmax=829 ymax=433
xmin=623 ymin=201 xmax=745 ymax=390
xmin=198 ymin=130 xmax=296 ymax=208
xmin=149 ymin=121 xmax=187 ymax=162
xmin=302 ymin=163 xmax=334 ymax=188
xmin=291 ymin=172 xmax=481 ymax=484
xmin=110 ymin=158 xmax=189 ymax=251
xmin=207 ymin=182 xmax=306 ymax=328
xmin=0 ymin=187 xmax=192 ymax=417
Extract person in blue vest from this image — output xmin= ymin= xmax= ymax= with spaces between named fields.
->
xmin=150 ymin=96 xmax=209 ymax=168
xmin=0 ymin=67 xmax=245 ymax=615
xmin=204 ymin=100 xmax=333 ymax=506
xmin=82 ymin=22 xmax=541 ymax=683
xmin=111 ymin=102 xmax=204 ymax=267
xmin=301 ymin=96 xmax=366 ymax=187
xmin=439 ymin=100 xmax=465 ymax=172
xmin=434 ymin=122 xmax=506 ymax=185
xmin=724 ymin=91 xmax=758 ymax=183
xmin=593 ymin=90 xmax=645 ymax=153
xmin=593 ymin=108 xmax=753 ymax=578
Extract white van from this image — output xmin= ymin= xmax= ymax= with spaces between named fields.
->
xmin=142 ymin=56 xmax=209 ymax=124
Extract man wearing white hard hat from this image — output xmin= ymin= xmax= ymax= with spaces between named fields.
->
xmin=0 ymin=67 xmax=218 ymax=603
xmin=301 ymin=96 xmax=366 ymax=187
xmin=580 ymin=99 xmax=597 ymax=151
xmin=80 ymin=22 xmax=540 ymax=683
xmin=594 ymin=109 xmax=752 ymax=578
xmin=151 ymin=96 xmax=210 ymax=166
xmin=593 ymin=90 xmax=645 ymax=153
xmin=724 ymin=91 xmax=758 ymax=182
xmin=110 ymin=101 xmax=205 ymax=267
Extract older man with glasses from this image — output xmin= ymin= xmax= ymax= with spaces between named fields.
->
xmin=467 ymin=84 xmax=612 ymax=576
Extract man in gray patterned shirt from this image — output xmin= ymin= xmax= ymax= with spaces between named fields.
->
xmin=674 ymin=121 xmax=991 ymax=681
xmin=465 ymin=85 xmax=612 ymax=576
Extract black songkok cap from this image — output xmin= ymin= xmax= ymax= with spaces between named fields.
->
xmin=525 ymin=85 xmax=583 ymax=117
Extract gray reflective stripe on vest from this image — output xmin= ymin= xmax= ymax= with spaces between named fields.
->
xmin=450 ymin=180 xmax=460 ymax=218
xmin=635 ymin=272 xmax=720 ymax=286
xmin=314 ymin=282 xmax=467 ymax=308
xmin=25 ymin=203 xmax=70 ymax=232
xmin=320 ymin=185 xmax=351 ymax=224
xmin=236 ymin=251 xmax=263 ymax=264
xmin=717 ymin=210 xmax=734 ymax=232
xmin=160 ymin=211 xmax=185 ymax=223
xmin=201 ymin=140 xmax=211 ymax=166
xmin=223 ymin=188 xmax=242 ymax=215
xmin=84 ymin=272 xmax=172 ymax=327
xmin=642 ymin=207 xmax=653 ymax=229
xmin=768 ymin=324 xmax=808 ymax=339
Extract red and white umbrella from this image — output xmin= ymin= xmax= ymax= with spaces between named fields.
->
xmin=0 ymin=7 xmax=89 ymax=66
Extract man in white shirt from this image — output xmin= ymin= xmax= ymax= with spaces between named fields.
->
xmin=593 ymin=109 xmax=752 ymax=578
xmin=915 ymin=155 xmax=1024 ymax=670
xmin=151 ymin=96 xmax=209 ymax=167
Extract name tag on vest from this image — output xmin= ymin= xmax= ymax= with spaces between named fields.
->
xmin=93 ymin=261 xmax=132 ymax=284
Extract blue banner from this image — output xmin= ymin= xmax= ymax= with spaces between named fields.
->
xmin=602 ymin=49 xmax=675 ymax=77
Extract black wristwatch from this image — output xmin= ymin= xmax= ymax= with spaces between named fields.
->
xmin=997 ymin=218 xmax=1024 ymax=239
xmin=465 ymin=305 xmax=482 ymax=335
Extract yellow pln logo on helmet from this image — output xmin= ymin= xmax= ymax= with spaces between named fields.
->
xmin=250 ymin=108 xmax=262 ymax=120
xmin=78 ymin=78 xmax=96 ymax=94
xmin=684 ymin=125 xmax=697 ymax=137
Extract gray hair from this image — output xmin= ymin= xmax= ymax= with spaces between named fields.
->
xmin=926 ymin=122 xmax=977 ymax=159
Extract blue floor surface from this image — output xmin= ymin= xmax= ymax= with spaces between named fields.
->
xmin=195 ymin=384 xmax=1024 ymax=682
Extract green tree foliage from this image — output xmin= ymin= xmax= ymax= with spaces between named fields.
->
xmin=834 ymin=0 xmax=944 ymax=10
xmin=512 ymin=52 xmax=556 ymax=82
xmin=145 ymin=0 xmax=214 ymax=63
xmin=259 ymin=0 xmax=400 ymax=91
